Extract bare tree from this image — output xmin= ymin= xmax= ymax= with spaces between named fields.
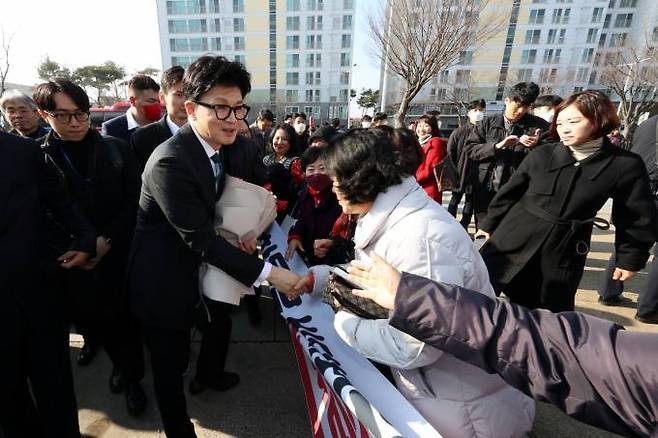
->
xmin=368 ymin=0 xmax=505 ymax=127
xmin=0 ymin=28 xmax=14 ymax=98
xmin=599 ymin=45 xmax=658 ymax=144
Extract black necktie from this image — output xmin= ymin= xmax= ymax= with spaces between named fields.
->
xmin=210 ymin=152 xmax=223 ymax=193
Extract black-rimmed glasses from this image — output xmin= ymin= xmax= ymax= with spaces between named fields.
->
xmin=193 ymin=101 xmax=250 ymax=121
xmin=45 ymin=111 xmax=90 ymax=124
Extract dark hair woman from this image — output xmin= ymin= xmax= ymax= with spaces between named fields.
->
xmin=477 ymin=91 xmax=657 ymax=312
xmin=311 ymin=128 xmax=536 ymax=437
xmin=413 ymin=114 xmax=447 ymax=204
xmin=263 ymin=123 xmax=304 ymax=220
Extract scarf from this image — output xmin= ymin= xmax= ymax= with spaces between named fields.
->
xmin=418 ymin=135 xmax=432 ymax=146
xmin=568 ymin=137 xmax=603 ymax=161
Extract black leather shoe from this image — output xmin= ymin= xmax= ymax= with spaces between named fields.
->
xmin=598 ymin=295 xmax=625 ymax=306
xmin=635 ymin=313 xmax=658 ymax=324
xmin=109 ymin=367 xmax=124 ymax=394
xmin=189 ymin=372 xmax=240 ymax=395
xmin=125 ymin=381 xmax=147 ymax=417
xmin=77 ymin=341 xmax=97 ymax=367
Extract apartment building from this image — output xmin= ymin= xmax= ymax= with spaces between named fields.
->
xmin=379 ymin=0 xmax=658 ymax=121
xmin=156 ymin=0 xmax=356 ymax=122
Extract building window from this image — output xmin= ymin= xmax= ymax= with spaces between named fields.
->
xmin=233 ymin=0 xmax=244 ymax=13
xmin=189 ymin=19 xmax=207 ymax=33
xmin=455 ymin=70 xmax=471 ymax=84
xmin=586 ymin=28 xmax=598 ymax=44
xmin=592 ymin=7 xmax=604 ymax=23
xmin=171 ymin=56 xmax=192 ymax=68
xmin=459 ymin=51 xmax=473 ymax=65
xmin=306 ymin=16 xmax=315 ymax=30
xmin=317 ymin=16 xmax=323 ymax=30
xmin=529 ymin=9 xmax=545 ymax=24
xmin=517 ymin=68 xmax=533 ymax=81
xmin=209 ymin=0 xmax=219 ymax=13
xmin=603 ymin=14 xmax=611 ymax=28
xmin=619 ymin=0 xmax=637 ymax=6
xmin=286 ymin=90 xmax=298 ymax=103
xmin=234 ymin=36 xmax=245 ymax=50
xmin=167 ymin=0 xmax=205 ymax=14
xmin=340 ymin=52 xmax=351 ymax=67
xmin=609 ymin=0 xmax=616 ymax=6
xmin=189 ymin=37 xmax=208 ymax=52
xmin=306 ymin=35 xmax=315 ymax=49
xmin=287 ymin=54 xmax=299 ymax=68
xmin=212 ymin=37 xmax=221 ymax=51
xmin=234 ymin=18 xmax=245 ymax=32
xmin=598 ymin=33 xmax=607 ymax=47
xmin=342 ymin=15 xmax=352 ymax=29
xmin=344 ymin=0 xmax=354 ymax=8
xmin=287 ymin=35 xmax=300 ymax=49
xmin=588 ymin=70 xmax=598 ymax=85
xmin=286 ymin=72 xmax=299 ymax=85
xmin=340 ymin=71 xmax=350 ymax=85
xmin=288 ymin=0 xmax=301 ymax=11
xmin=525 ymin=29 xmax=541 ymax=44
xmin=339 ymin=89 xmax=349 ymax=102
xmin=609 ymin=33 xmax=627 ymax=47
xmin=234 ymin=55 xmax=245 ymax=64
xmin=169 ymin=20 xmax=187 ymax=33
xmin=213 ymin=18 xmax=221 ymax=32
xmin=314 ymin=90 xmax=320 ymax=102
xmin=581 ymin=48 xmax=594 ymax=63
xmin=305 ymin=90 xmax=314 ymax=102
xmin=315 ymin=72 xmax=321 ymax=85
xmin=552 ymin=8 xmax=570 ymax=25
xmin=543 ymin=48 xmax=561 ymax=64
xmin=576 ymin=67 xmax=589 ymax=82
xmin=307 ymin=0 xmax=316 ymax=9
xmin=341 ymin=34 xmax=352 ymax=49
xmin=287 ymin=16 xmax=300 ymax=30
xmin=521 ymin=49 xmax=537 ymax=64
xmin=170 ymin=38 xmax=189 ymax=52
xmin=546 ymin=29 xmax=556 ymax=44
xmin=614 ymin=13 xmax=633 ymax=28
xmin=305 ymin=53 xmax=314 ymax=67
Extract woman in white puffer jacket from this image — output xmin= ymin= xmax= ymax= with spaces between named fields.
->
xmin=312 ymin=127 xmax=535 ymax=438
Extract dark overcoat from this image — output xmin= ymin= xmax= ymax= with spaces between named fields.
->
xmin=479 ymin=138 xmax=656 ymax=307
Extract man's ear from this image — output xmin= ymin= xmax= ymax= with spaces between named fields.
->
xmin=184 ymin=100 xmax=196 ymax=117
xmin=128 ymin=95 xmax=137 ymax=106
xmin=37 ymin=109 xmax=50 ymax=123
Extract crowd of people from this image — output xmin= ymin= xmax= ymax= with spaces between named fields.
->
xmin=1 ymin=54 xmax=657 ymax=438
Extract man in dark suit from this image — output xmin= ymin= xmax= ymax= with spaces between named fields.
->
xmin=0 ymin=131 xmax=96 ymax=438
xmin=132 ymin=66 xmax=187 ymax=172
xmin=248 ymin=108 xmax=274 ymax=156
xmin=128 ymin=55 xmax=304 ymax=438
xmin=101 ymin=74 xmax=161 ymax=143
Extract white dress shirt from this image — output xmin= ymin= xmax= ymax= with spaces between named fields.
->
xmin=189 ymin=120 xmax=272 ymax=286
xmin=166 ymin=115 xmax=181 ymax=135
xmin=125 ymin=108 xmax=140 ymax=131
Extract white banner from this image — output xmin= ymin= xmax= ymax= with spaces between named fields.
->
xmin=260 ymin=222 xmax=441 ymax=438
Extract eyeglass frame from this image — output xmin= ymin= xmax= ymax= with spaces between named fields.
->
xmin=193 ymin=100 xmax=251 ymax=121
xmin=44 ymin=110 xmax=90 ymax=124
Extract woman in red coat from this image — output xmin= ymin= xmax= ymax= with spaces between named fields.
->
xmin=414 ymin=114 xmax=447 ymax=203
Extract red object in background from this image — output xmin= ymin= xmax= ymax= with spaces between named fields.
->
xmin=309 ymin=113 xmax=316 ymax=131
xmin=89 ymin=102 xmax=167 ymax=132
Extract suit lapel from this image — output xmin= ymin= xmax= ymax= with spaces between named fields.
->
xmin=178 ymin=125 xmax=216 ymax=210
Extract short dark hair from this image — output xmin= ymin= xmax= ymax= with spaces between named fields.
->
xmin=416 ymin=115 xmax=439 ymax=137
xmin=549 ymin=91 xmax=620 ymax=140
xmin=373 ymin=112 xmax=387 ymax=122
xmin=468 ymin=99 xmax=486 ymax=110
xmin=160 ymin=66 xmax=185 ymax=93
xmin=425 ymin=109 xmax=441 ymax=118
xmin=293 ymin=112 xmax=307 ymax=121
xmin=361 ymin=115 xmax=372 ymax=122
xmin=323 ymin=128 xmax=422 ymax=205
xmin=301 ymin=146 xmax=325 ymax=171
xmin=257 ymin=109 xmax=274 ymax=122
xmin=128 ymin=74 xmax=160 ymax=94
xmin=506 ymin=82 xmax=540 ymax=106
xmin=33 ymin=78 xmax=90 ymax=112
xmin=532 ymin=94 xmax=564 ymax=109
xmin=183 ymin=55 xmax=251 ymax=101
xmin=268 ymin=123 xmax=302 ymax=158
xmin=284 ymin=113 xmax=293 ymax=120
xmin=331 ymin=118 xmax=340 ymax=128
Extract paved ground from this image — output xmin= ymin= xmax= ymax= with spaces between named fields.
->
xmin=73 ymin=199 xmax=657 ymax=437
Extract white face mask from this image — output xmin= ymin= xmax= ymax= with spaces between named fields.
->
xmin=294 ymin=122 xmax=306 ymax=134
xmin=361 ymin=121 xmax=371 ymax=128
xmin=469 ymin=111 xmax=484 ymax=123
xmin=535 ymin=110 xmax=554 ymax=123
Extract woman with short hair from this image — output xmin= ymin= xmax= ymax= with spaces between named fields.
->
xmin=312 ymin=127 xmax=535 ymax=437
xmin=263 ymin=123 xmax=304 ymax=220
xmin=477 ymin=91 xmax=657 ymax=312
xmin=413 ymin=114 xmax=447 ymax=204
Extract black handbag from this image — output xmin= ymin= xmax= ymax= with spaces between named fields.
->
xmin=433 ymin=156 xmax=460 ymax=192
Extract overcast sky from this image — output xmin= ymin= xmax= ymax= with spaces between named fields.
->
xmin=2 ymin=0 xmax=381 ymax=113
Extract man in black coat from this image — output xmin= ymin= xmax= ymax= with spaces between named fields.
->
xmin=249 ymin=108 xmax=274 ymax=156
xmin=128 ymin=55 xmax=304 ymax=438
xmin=346 ymin=256 xmax=658 ymax=438
xmin=101 ymin=75 xmax=162 ymax=143
xmin=467 ymin=82 xmax=550 ymax=226
xmin=34 ymin=79 xmax=146 ymax=416
xmin=0 ymin=132 xmax=96 ymax=438
xmin=597 ymin=115 xmax=658 ymax=323
xmin=132 ymin=66 xmax=187 ymax=172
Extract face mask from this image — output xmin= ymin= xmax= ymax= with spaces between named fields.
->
xmin=469 ymin=111 xmax=484 ymax=123
xmin=306 ymin=173 xmax=332 ymax=192
xmin=143 ymin=103 xmax=162 ymax=122
xmin=295 ymin=123 xmax=306 ymax=134
xmin=361 ymin=122 xmax=371 ymax=129
xmin=534 ymin=109 xmax=554 ymax=123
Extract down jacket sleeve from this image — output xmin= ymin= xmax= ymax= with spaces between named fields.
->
xmin=389 ymin=273 xmax=658 ymax=438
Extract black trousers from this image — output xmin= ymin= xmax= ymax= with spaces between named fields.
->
xmin=142 ymin=299 xmax=234 ymax=438
xmin=471 ymin=187 xmax=496 ymax=228
xmin=0 ymin=299 xmax=80 ymax=438
xmin=447 ymin=191 xmax=475 ymax=230
xmin=598 ymin=246 xmax=658 ymax=317
xmin=65 ymin=265 xmax=144 ymax=381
